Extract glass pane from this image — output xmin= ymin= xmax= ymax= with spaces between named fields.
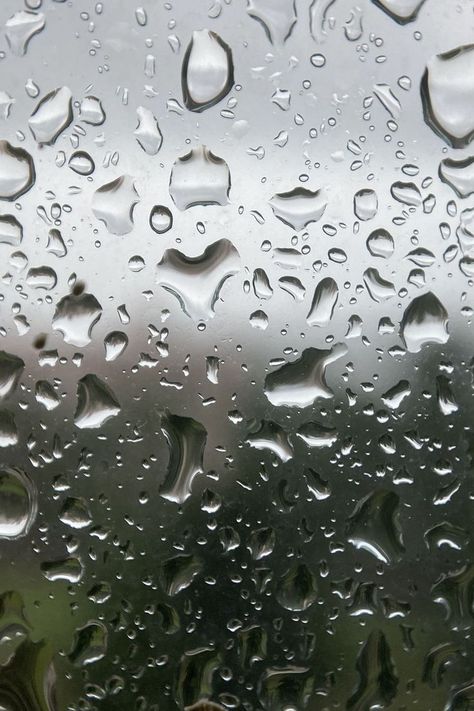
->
xmin=0 ymin=0 xmax=472 ymax=709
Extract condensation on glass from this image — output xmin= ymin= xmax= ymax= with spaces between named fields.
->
xmin=0 ymin=0 xmax=472 ymax=709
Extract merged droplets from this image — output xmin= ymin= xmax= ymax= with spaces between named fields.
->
xmin=169 ymin=145 xmax=230 ymax=210
xmin=156 ymin=239 xmax=240 ymax=321
xmin=0 ymin=467 xmax=37 ymax=540
xmin=422 ymin=45 xmax=474 ymax=148
xmin=92 ymin=175 xmax=139 ymax=235
xmin=182 ymin=30 xmax=234 ymax=112
xmin=0 ymin=141 xmax=35 ymax=201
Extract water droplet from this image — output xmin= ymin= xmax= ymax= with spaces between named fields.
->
xmin=0 ymin=214 xmax=22 ymax=245
xmin=149 ymin=204 xmax=173 ymax=234
xmin=306 ymin=277 xmax=339 ymax=326
xmin=245 ymin=420 xmax=293 ymax=462
xmin=156 ymin=239 xmax=240 ymax=321
xmin=439 ymin=156 xmax=474 ymax=198
xmin=68 ymin=622 xmax=107 ymax=666
xmin=68 ymin=150 xmax=95 ymax=175
xmin=422 ymin=44 xmax=474 ymax=148
xmin=0 ymin=141 xmax=35 ymax=201
xmin=134 ymin=106 xmax=163 ymax=155
xmin=367 ymin=228 xmax=394 ymax=258
xmin=0 ymin=467 xmax=36 ymax=539
xmin=182 ymin=30 xmax=233 ymax=112
xmin=276 ymin=563 xmax=318 ymax=611
xmin=92 ymin=175 xmax=139 ymax=235
xmin=247 ymin=0 xmax=297 ymax=44
xmin=160 ymin=413 xmax=207 ymax=504
xmin=74 ymin=374 xmax=120 ymax=429
xmin=104 ymin=331 xmax=128 ymax=362
xmin=354 ymin=188 xmax=378 ymax=220
xmin=52 ymin=291 xmax=102 ymax=346
xmin=79 ymin=96 xmax=105 ymax=125
xmin=347 ymin=490 xmax=405 ymax=564
xmin=371 ymin=0 xmax=425 ymax=23
xmin=169 ymin=145 xmax=230 ymax=210
xmin=29 ymin=87 xmax=73 ymax=145
xmin=5 ymin=10 xmax=45 ymax=56
xmin=400 ymin=292 xmax=449 ymax=352
xmin=269 ymin=187 xmax=327 ymax=230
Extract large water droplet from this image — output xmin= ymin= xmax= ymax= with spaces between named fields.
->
xmin=74 ymin=374 xmax=120 ymax=429
xmin=160 ymin=413 xmax=207 ymax=505
xmin=149 ymin=204 xmax=173 ymax=234
xmin=306 ymin=277 xmax=339 ymax=326
xmin=400 ymin=292 xmax=449 ymax=352
xmin=182 ymin=30 xmax=234 ymax=112
xmin=134 ymin=106 xmax=163 ymax=155
xmin=68 ymin=621 xmax=108 ymax=666
xmin=169 ymin=145 xmax=230 ymax=210
xmin=0 ymin=214 xmax=22 ymax=246
xmin=439 ymin=156 xmax=474 ymax=198
xmin=247 ymin=0 xmax=297 ymax=44
xmin=276 ymin=563 xmax=318 ymax=611
xmin=92 ymin=175 xmax=139 ymax=235
xmin=0 ymin=141 xmax=35 ymax=201
xmin=5 ymin=10 xmax=45 ymax=56
xmin=29 ymin=87 xmax=73 ymax=145
xmin=52 ymin=291 xmax=102 ymax=347
xmin=0 ymin=467 xmax=37 ymax=539
xmin=371 ymin=0 xmax=425 ymax=23
xmin=422 ymin=45 xmax=474 ymax=148
xmin=264 ymin=343 xmax=347 ymax=407
xmin=346 ymin=490 xmax=405 ymax=564
xmin=269 ymin=187 xmax=327 ymax=230
xmin=156 ymin=238 xmax=240 ymax=321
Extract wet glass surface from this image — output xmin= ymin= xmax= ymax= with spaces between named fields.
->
xmin=0 ymin=0 xmax=473 ymax=709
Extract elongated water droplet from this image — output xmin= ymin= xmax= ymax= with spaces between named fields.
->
xmin=160 ymin=413 xmax=207 ymax=504
xmin=182 ymin=30 xmax=233 ymax=112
